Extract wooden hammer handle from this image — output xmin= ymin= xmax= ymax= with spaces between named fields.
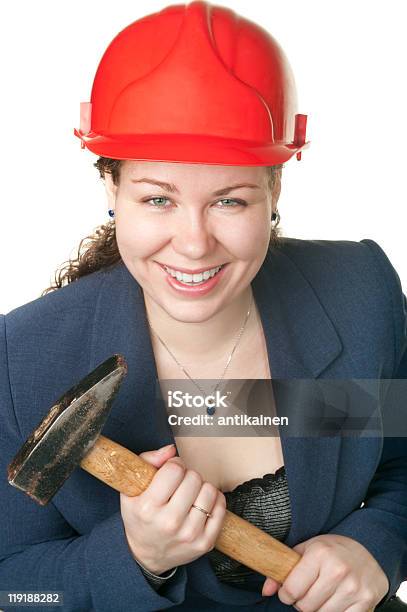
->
xmin=80 ymin=434 xmax=300 ymax=583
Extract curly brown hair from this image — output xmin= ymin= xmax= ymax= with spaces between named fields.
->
xmin=42 ymin=158 xmax=283 ymax=295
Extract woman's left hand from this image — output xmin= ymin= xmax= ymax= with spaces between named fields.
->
xmin=261 ymin=534 xmax=389 ymax=611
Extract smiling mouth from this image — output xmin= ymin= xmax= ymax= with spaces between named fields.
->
xmin=157 ymin=262 xmax=228 ymax=285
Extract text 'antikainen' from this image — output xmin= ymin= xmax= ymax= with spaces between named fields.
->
xmin=168 ymin=414 xmax=288 ymax=426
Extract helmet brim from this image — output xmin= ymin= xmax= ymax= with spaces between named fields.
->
xmin=74 ymin=131 xmax=309 ymax=166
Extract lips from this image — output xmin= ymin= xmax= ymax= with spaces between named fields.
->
xmin=163 ymin=264 xmax=225 ymax=284
xmin=157 ymin=262 xmax=226 ymax=275
xmin=156 ymin=261 xmax=229 ymax=296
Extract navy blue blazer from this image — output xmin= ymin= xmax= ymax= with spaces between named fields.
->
xmin=1 ymin=238 xmax=406 ymax=611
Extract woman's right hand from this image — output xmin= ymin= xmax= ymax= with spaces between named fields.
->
xmin=120 ymin=443 xmax=227 ymax=575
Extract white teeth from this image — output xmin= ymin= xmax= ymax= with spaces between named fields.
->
xmin=163 ymin=264 xmax=224 ymax=284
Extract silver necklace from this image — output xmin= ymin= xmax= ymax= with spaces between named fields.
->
xmin=147 ymin=293 xmax=253 ymax=415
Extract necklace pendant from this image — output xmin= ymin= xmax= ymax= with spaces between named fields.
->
xmin=207 ymin=405 xmax=216 ymax=416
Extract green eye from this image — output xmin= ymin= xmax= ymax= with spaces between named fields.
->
xmin=148 ymin=197 xmax=169 ymax=207
xmin=218 ymin=199 xmax=245 ymax=207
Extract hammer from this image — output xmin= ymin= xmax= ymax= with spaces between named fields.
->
xmin=7 ymin=354 xmax=300 ymax=584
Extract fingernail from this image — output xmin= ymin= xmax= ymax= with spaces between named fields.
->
xmin=158 ymin=443 xmax=175 ymax=453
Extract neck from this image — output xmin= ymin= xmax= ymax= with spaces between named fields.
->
xmin=143 ymin=286 xmax=255 ymax=362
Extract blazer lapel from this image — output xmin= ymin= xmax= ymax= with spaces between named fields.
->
xmin=253 ymin=246 xmax=343 ymax=379
xmin=89 ymin=247 xmax=344 ymax=605
xmin=252 ymin=247 xmax=344 ymax=544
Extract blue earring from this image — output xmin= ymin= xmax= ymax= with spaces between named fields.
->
xmin=108 ymin=209 xmax=115 ymax=218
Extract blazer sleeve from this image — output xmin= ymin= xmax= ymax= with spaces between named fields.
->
xmin=327 ymin=239 xmax=407 ymax=607
xmin=0 ymin=315 xmax=187 ymax=612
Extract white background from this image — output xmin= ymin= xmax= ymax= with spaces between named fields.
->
xmin=0 ymin=0 xmax=406 ymax=601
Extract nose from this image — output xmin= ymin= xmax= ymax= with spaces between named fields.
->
xmin=171 ymin=209 xmax=217 ymax=260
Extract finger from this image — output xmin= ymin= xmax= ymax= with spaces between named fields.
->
xmin=344 ymin=604 xmax=375 ymax=612
xmin=199 ymin=490 xmax=227 ymax=545
xmin=291 ymin=571 xmax=337 ymax=612
xmin=262 ymin=577 xmax=280 ymax=597
xmin=184 ymin=481 xmax=219 ymax=531
xmin=142 ymin=456 xmax=186 ymax=506
xmin=314 ymin=581 xmax=375 ymax=612
xmin=316 ymin=592 xmax=369 ymax=612
xmin=166 ymin=469 xmax=205 ymax=522
xmin=139 ymin=443 xmax=177 ymax=468
xmin=278 ymin=553 xmax=320 ymax=606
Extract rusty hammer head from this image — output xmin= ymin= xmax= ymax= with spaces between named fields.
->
xmin=7 ymin=354 xmax=127 ymax=505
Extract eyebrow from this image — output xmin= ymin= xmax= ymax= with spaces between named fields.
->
xmin=130 ymin=178 xmax=260 ymax=196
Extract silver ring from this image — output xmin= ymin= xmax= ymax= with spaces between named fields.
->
xmin=191 ymin=503 xmax=212 ymax=518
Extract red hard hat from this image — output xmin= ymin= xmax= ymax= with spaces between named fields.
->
xmin=74 ymin=1 xmax=309 ymax=165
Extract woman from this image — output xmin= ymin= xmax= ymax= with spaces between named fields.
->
xmin=1 ymin=2 xmax=406 ymax=611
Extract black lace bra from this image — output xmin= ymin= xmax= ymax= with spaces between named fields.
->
xmin=207 ymin=465 xmax=291 ymax=587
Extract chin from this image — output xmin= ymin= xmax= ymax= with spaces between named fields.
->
xmin=167 ymin=303 xmax=220 ymax=324
xmin=153 ymin=294 xmax=222 ymax=322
